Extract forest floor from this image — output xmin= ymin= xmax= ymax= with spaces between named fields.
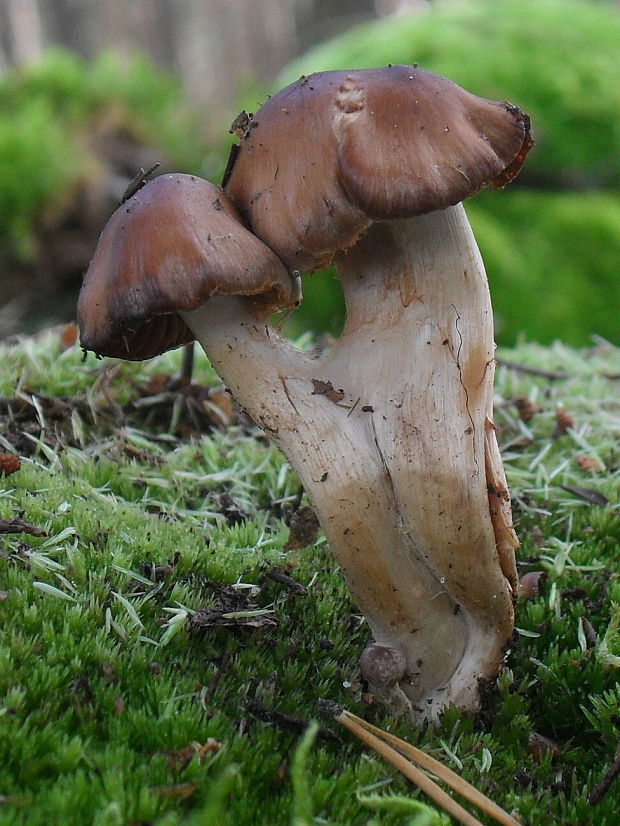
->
xmin=1 ymin=328 xmax=619 ymax=825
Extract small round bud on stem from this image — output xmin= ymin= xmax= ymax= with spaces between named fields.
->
xmin=360 ymin=644 xmax=407 ymax=687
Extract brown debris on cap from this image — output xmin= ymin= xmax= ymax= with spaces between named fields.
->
xmin=78 ymin=174 xmax=295 ymax=360
xmin=224 ymin=65 xmax=532 ymax=271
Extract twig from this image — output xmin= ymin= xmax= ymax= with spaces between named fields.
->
xmin=201 ymin=652 xmax=231 ymax=707
xmin=181 ymin=342 xmax=195 ymax=385
xmin=120 ymin=163 xmax=161 ymax=205
xmin=247 ymin=699 xmax=341 ymax=744
xmin=264 ymin=568 xmax=307 ymax=595
xmin=560 ymin=484 xmax=609 ymax=507
xmin=496 ymin=358 xmax=568 ymax=380
xmin=0 ymin=518 xmax=47 ymax=537
xmin=589 ymin=740 xmax=620 ymax=804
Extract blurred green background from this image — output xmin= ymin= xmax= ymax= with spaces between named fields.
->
xmin=1 ymin=0 xmax=619 ymax=345
xmin=277 ymin=0 xmax=620 ymax=346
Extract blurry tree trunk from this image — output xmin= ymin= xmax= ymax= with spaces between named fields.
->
xmin=169 ymin=0 xmax=302 ymax=132
xmin=1 ymin=0 xmax=44 ymax=67
xmin=0 ymin=1 xmax=375 ymax=125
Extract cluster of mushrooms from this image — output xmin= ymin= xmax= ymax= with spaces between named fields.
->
xmin=79 ymin=65 xmax=532 ymax=724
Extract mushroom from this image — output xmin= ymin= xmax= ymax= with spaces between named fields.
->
xmin=78 ymin=66 xmax=532 ymax=723
xmin=77 ymin=173 xmax=298 ymax=360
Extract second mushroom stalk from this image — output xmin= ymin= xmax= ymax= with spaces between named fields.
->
xmin=80 ymin=65 xmax=531 ymax=722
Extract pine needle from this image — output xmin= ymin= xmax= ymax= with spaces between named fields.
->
xmin=337 ymin=710 xmax=521 ymax=826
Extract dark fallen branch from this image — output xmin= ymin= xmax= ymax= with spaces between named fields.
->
xmin=0 ymin=518 xmax=47 ymax=537
xmin=589 ymin=740 xmax=620 ymax=804
xmin=560 ymin=485 xmax=609 ymax=507
xmin=246 ymin=699 xmax=342 ymax=744
xmin=264 ymin=568 xmax=307 ymax=596
xmin=120 ymin=163 xmax=161 ymax=205
xmin=201 ymin=652 xmax=231 ymax=707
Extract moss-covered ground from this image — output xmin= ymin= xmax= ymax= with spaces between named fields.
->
xmin=1 ymin=329 xmax=619 ymax=825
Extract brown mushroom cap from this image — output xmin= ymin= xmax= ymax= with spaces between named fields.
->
xmin=224 ymin=65 xmax=532 ymax=272
xmin=78 ymin=174 xmax=295 ymax=360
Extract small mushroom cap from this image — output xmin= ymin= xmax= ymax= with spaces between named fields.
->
xmin=78 ymin=174 xmax=295 ymax=360
xmin=224 ymin=65 xmax=532 ymax=271
xmin=360 ymin=643 xmax=407 ymax=687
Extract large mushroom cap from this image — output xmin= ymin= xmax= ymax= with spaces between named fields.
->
xmin=224 ymin=65 xmax=532 ymax=271
xmin=78 ymin=174 xmax=295 ymax=360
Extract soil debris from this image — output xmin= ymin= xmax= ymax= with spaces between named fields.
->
xmin=191 ymin=581 xmax=277 ymax=631
xmin=163 ymin=739 xmax=221 ymax=771
xmin=218 ymin=492 xmax=250 ymax=525
xmin=151 ymin=782 xmax=198 ymax=800
xmin=513 ymin=396 xmax=540 ymax=422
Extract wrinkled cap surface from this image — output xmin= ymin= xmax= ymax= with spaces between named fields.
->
xmin=78 ymin=174 xmax=295 ymax=360
xmin=224 ymin=65 xmax=532 ymax=272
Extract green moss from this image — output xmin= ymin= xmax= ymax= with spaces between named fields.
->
xmin=1 ymin=330 xmax=619 ymax=824
xmin=468 ymin=190 xmax=620 ymax=345
xmin=0 ymin=49 xmax=207 ymax=262
xmin=286 ymin=189 xmax=620 ymax=347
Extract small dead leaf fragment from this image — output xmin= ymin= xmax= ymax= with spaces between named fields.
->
xmin=218 ymin=492 xmax=250 ymax=524
xmin=229 ymin=109 xmax=253 ymax=137
xmin=165 ymin=745 xmax=196 ymax=771
xmin=191 ymin=582 xmax=277 ymax=631
xmin=164 ymin=740 xmax=222 ymax=771
xmin=311 ymin=378 xmax=345 ymax=403
xmin=554 ymin=407 xmax=575 ymax=434
xmin=581 ymin=617 xmax=598 ymax=648
xmin=285 ymin=505 xmax=320 ymax=550
xmin=151 ymin=782 xmax=198 ymax=800
xmin=513 ymin=396 xmax=540 ymax=422
xmin=60 ymin=323 xmax=79 ymax=349
xmin=192 ymin=608 xmax=277 ymax=630
xmin=144 ymin=373 xmax=170 ymax=395
xmin=0 ymin=454 xmax=20 ymax=476
xmin=207 ymin=389 xmax=235 ymax=424
xmin=574 ymin=454 xmax=604 ymax=474
xmin=528 ymin=732 xmax=561 ymax=761
xmin=519 ymin=571 xmax=547 ymax=600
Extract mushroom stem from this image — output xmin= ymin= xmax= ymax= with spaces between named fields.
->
xmin=181 ymin=203 xmax=518 ymax=722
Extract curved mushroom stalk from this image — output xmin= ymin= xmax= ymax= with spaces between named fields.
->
xmin=181 ymin=203 xmax=518 ymax=723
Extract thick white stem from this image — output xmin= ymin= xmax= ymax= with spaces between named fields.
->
xmin=181 ymin=203 xmax=518 ymax=723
